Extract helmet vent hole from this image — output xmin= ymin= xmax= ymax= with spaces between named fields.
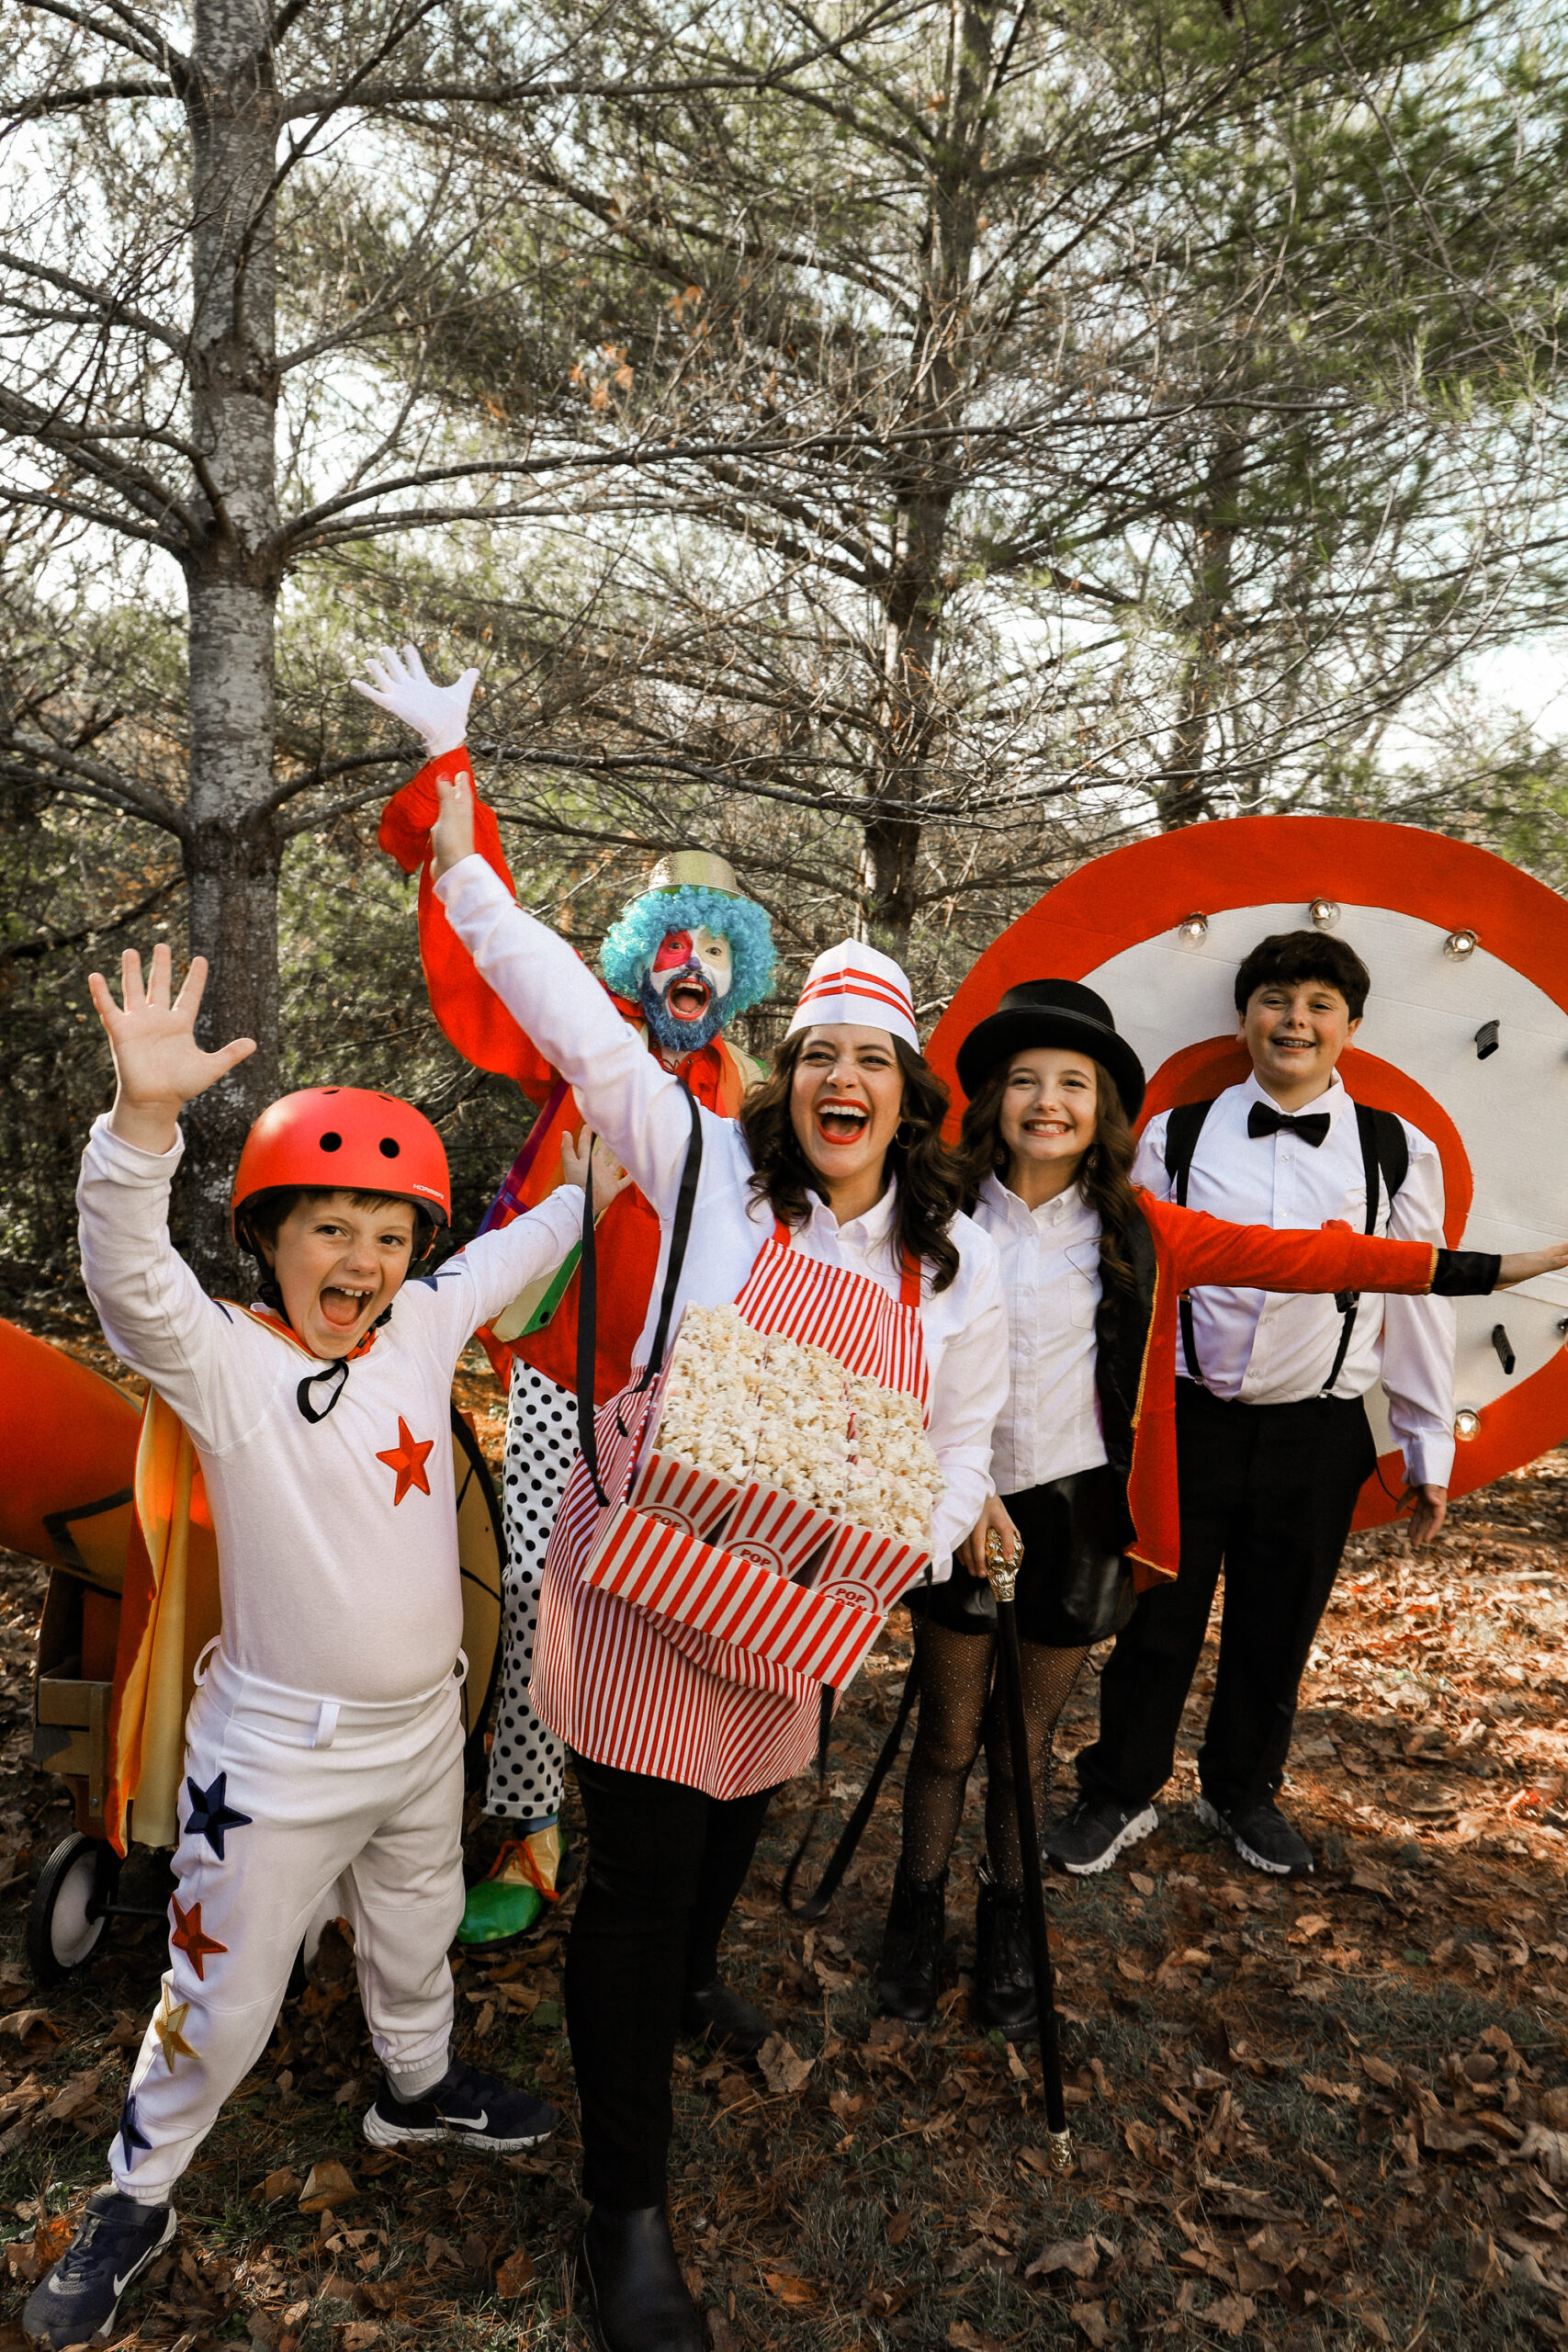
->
xmin=379 ymin=1136 xmax=400 ymax=1159
xmin=320 ymin=1131 xmax=343 ymax=1152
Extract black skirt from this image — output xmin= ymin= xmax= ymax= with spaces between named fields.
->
xmin=907 ymin=1464 xmax=1134 ymax=1645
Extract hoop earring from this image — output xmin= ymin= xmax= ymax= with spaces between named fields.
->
xmin=894 ymin=1120 xmax=917 ymax=1148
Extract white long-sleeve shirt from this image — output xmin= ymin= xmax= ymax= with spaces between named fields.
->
xmin=972 ymin=1172 xmax=1109 ymax=1494
xmin=435 ymin=854 xmax=1009 ymax=1576
xmin=1133 ymin=1070 xmax=1456 ymax=1487
xmin=77 ymin=1116 xmax=586 ymax=1702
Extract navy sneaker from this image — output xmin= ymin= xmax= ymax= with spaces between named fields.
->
xmin=1043 ymin=1794 xmax=1158 ymax=1875
xmin=22 ymin=2187 xmax=175 ymax=2348
xmin=1196 ymin=1794 xmax=1314 ymax=1876
xmin=363 ymin=2058 xmax=558 ymax=2154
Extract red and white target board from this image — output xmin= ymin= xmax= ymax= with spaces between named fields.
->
xmin=927 ymin=817 xmax=1568 ymax=1528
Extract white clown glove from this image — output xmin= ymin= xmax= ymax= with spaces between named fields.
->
xmin=350 ymin=642 xmax=478 ymax=758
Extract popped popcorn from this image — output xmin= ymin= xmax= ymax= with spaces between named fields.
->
xmin=647 ymin=1304 xmax=942 ymax=1544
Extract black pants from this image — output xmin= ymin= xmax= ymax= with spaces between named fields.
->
xmin=1077 ymin=1382 xmax=1376 ymax=1816
xmin=564 ymin=1753 xmax=773 ymax=2209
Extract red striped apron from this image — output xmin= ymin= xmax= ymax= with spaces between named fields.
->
xmin=530 ymin=1218 xmax=928 ymax=1798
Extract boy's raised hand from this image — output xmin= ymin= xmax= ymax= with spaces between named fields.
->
xmin=88 ymin=945 xmax=255 ymax=1156
xmin=349 ymin=643 xmax=478 ymax=758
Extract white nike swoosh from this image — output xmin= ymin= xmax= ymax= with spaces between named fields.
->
xmin=113 ymin=2262 xmax=143 ymax=2295
xmin=445 ymin=2111 xmax=488 ymax=2130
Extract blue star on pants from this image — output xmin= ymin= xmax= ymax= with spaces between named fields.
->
xmin=183 ymin=1770 xmax=252 ymax=1860
xmin=117 ymin=2089 xmax=151 ymax=2169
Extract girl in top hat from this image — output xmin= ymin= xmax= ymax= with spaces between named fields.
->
xmin=875 ymin=978 xmax=1565 ymax=2038
xmin=420 ymin=771 xmax=1010 ymax=2352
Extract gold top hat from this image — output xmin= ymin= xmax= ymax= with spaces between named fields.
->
xmin=644 ymin=849 xmax=741 ymax=898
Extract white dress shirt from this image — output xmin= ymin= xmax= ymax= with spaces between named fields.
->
xmin=1134 ymin=1070 xmax=1456 ymax=1487
xmin=972 ymin=1172 xmax=1109 ymax=1494
xmin=437 ymin=854 xmax=1010 ymax=1575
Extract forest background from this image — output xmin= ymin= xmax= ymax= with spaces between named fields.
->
xmin=5 ymin=0 xmax=1568 ymax=1288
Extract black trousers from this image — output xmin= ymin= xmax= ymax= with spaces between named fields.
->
xmin=564 ymin=1753 xmax=773 ymax=2209
xmin=1077 ymin=1381 xmax=1377 ymax=1816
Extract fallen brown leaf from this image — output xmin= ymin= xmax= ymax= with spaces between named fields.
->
xmin=757 ymin=2034 xmax=814 ymax=2097
xmin=1025 ymin=2236 xmax=1099 ymax=2281
xmin=1070 ymin=2303 xmax=1111 ymax=2346
xmin=495 ymin=2245 xmax=535 ymax=2297
xmin=298 ymin=2159 xmax=357 ymax=2211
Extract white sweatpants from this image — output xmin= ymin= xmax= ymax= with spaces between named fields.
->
xmin=484 ymin=1365 xmax=574 ymax=1823
xmin=112 ymin=1647 xmax=465 ymax=2202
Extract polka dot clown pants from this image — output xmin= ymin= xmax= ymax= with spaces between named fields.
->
xmin=483 ymin=1364 xmax=576 ymax=1823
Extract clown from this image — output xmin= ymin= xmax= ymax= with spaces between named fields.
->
xmin=358 ymin=648 xmax=775 ymax=1939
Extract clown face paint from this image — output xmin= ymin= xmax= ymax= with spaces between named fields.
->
xmin=638 ymin=925 xmax=734 ymax=1055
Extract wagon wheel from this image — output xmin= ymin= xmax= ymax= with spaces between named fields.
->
xmin=26 ymin=1831 xmax=119 ymax=1988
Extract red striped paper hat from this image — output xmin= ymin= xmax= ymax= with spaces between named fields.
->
xmin=785 ymin=939 xmax=919 ymax=1051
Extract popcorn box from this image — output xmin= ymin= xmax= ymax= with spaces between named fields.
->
xmin=581 ymin=1500 xmax=907 ymax=1690
xmin=811 ymin=1519 xmax=931 ymax=1616
xmin=632 ymin=1450 xmax=743 ymax=1546
xmin=720 ymin=1480 xmax=840 ymax=1579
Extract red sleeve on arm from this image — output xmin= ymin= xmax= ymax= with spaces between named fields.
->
xmin=1141 ymin=1192 xmax=1437 ymax=1295
xmin=377 ymin=747 xmax=560 ymax=1102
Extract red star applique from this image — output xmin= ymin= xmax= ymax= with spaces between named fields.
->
xmin=170 ymin=1896 xmax=227 ymax=1981
xmin=376 ymin=1415 xmax=434 ymax=1505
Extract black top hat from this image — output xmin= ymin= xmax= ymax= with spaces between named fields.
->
xmin=955 ymin=978 xmax=1146 ymax=1121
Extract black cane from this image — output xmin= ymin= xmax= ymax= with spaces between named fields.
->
xmin=986 ymin=1527 xmax=1072 ymax=2173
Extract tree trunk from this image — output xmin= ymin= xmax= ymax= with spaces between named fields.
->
xmin=178 ymin=0 xmax=284 ymax=1283
xmin=1157 ymin=428 xmax=1245 ymax=831
xmin=859 ymin=0 xmax=994 ymax=954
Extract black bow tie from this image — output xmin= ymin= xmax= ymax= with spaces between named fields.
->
xmin=1247 ymin=1102 xmax=1331 ymax=1148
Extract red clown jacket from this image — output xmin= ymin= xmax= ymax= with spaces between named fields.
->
xmin=1100 ymin=1193 xmax=1444 ymax=1586
xmin=378 ymin=747 xmax=757 ymax=1398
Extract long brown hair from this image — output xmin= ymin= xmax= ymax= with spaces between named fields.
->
xmin=954 ymin=1050 xmax=1144 ymax=1300
xmin=739 ymin=1032 xmax=964 ymax=1295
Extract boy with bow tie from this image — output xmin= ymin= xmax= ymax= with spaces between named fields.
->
xmin=1052 ymin=929 xmax=1454 ymax=1877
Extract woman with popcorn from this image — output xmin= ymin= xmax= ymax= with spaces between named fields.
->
xmin=415 ymin=766 xmax=1009 ymax=2352
xmin=875 ymin=978 xmax=1562 ymax=2044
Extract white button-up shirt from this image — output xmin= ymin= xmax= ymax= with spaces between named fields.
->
xmin=1134 ymin=1071 xmax=1456 ymax=1487
xmin=437 ymin=854 xmax=1010 ymax=1574
xmin=972 ymin=1172 xmax=1109 ymax=1495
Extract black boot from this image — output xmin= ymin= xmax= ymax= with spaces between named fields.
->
xmin=580 ymin=2204 xmax=705 ymax=2352
xmin=679 ymin=1979 xmax=773 ymax=2057
xmin=975 ymin=1861 xmax=1037 ymax=2041
xmin=875 ymin=1862 xmax=946 ymax=2022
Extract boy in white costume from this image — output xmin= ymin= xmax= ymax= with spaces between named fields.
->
xmin=26 ymin=944 xmax=623 ymax=2352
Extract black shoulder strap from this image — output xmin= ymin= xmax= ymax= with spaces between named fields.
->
xmin=1163 ymin=1099 xmax=1214 ymax=1385
xmin=576 ymin=1086 xmax=704 ymax=1508
xmin=1322 ymin=1104 xmax=1409 ymax=1395
xmin=1163 ymin=1098 xmax=1213 ymax=1207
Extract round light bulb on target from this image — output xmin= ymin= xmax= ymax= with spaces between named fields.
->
xmin=1309 ymin=898 xmax=1340 ymax=930
xmin=1444 ymin=929 xmax=1479 ymax=961
xmin=1454 ymin=1408 xmax=1481 ymax=1441
xmin=1177 ymin=912 xmax=1209 ymax=943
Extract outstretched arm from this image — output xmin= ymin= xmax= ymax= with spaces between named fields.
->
xmin=1146 ymin=1192 xmax=1568 ymax=1298
xmin=425 ymin=774 xmax=716 ymax=1216
xmin=88 ymin=945 xmax=256 ymax=1157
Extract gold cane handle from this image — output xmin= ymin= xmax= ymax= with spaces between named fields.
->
xmin=985 ymin=1526 xmax=1020 ymax=1605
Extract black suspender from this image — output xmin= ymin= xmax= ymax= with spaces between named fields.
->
xmin=1164 ymin=1098 xmax=1213 ymax=1386
xmin=1163 ymin=1095 xmax=1408 ymax=1396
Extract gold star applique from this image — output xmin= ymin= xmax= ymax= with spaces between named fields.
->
xmin=152 ymin=1992 xmax=197 ymax=2070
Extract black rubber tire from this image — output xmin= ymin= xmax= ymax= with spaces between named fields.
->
xmin=26 ymin=1831 xmax=117 ymax=1988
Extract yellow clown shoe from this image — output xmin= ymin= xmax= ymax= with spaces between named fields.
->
xmin=457 ymin=1825 xmax=566 ymax=1946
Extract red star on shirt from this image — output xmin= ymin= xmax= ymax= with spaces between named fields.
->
xmin=170 ymin=1896 xmax=227 ymax=1981
xmin=376 ymin=1416 xmax=434 ymax=1505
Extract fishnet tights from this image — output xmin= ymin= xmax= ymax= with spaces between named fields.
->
xmin=900 ymin=1615 xmax=1089 ymax=1891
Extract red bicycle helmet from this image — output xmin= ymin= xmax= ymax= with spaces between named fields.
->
xmin=231 ymin=1087 xmax=450 ymax=1238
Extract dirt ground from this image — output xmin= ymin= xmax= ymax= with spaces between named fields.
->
xmin=0 ymin=1320 xmax=1564 ymax=2350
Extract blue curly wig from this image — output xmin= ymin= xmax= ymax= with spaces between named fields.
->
xmin=600 ymin=884 xmax=775 ymax=1015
